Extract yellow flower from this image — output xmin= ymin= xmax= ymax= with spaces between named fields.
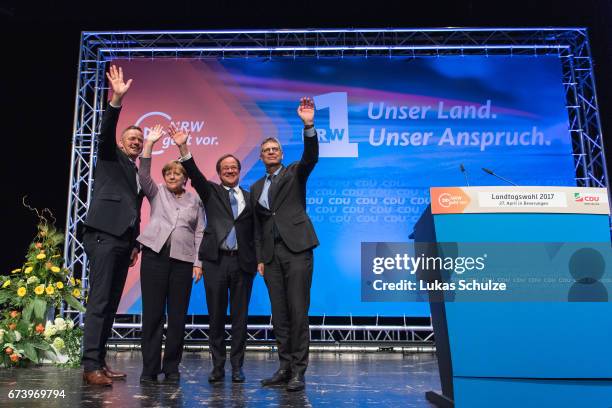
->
xmin=72 ymin=289 xmax=81 ymax=298
xmin=36 ymin=253 xmax=46 ymax=260
xmin=76 ymin=279 xmax=81 ymax=285
xmin=69 ymin=277 xmax=75 ymax=286
xmin=55 ymin=282 xmax=64 ymax=289
xmin=45 ymin=286 xmax=55 ymax=295
xmin=11 ymin=268 xmax=21 ymax=274
xmin=50 ymin=266 xmax=61 ymax=273
xmin=2 ymin=280 xmax=10 ymax=288
xmin=24 ymin=267 xmax=33 ymax=274
xmin=34 ymin=285 xmax=45 ymax=295
xmin=51 ymin=255 xmax=61 ymax=259
xmin=17 ymin=287 xmax=26 ymax=297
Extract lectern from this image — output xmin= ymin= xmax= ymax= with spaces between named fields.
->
xmin=413 ymin=186 xmax=612 ymax=408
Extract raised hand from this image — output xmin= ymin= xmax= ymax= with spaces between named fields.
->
xmin=106 ymin=65 xmax=133 ymax=102
xmin=142 ymin=124 xmax=165 ymax=158
xmin=146 ymin=124 xmax=164 ymax=144
xmin=167 ymin=124 xmax=190 ymax=146
xmin=297 ymin=96 xmax=315 ymax=126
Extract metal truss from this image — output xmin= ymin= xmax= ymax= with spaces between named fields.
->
xmin=557 ymin=34 xmax=609 ymax=188
xmin=64 ymin=28 xmax=608 ymax=340
xmin=108 ymin=320 xmax=434 ymax=346
xmin=109 ymin=324 xmax=434 ymax=343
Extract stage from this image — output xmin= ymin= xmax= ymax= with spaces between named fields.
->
xmin=1 ymin=24 xmax=609 ymax=408
xmin=0 ymin=351 xmax=439 ymax=407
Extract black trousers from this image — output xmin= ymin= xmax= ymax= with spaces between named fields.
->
xmin=140 ymin=247 xmax=194 ymax=376
xmin=263 ymin=241 xmax=313 ymax=376
xmin=202 ymin=252 xmax=254 ymax=370
xmin=82 ymin=229 xmax=132 ymax=372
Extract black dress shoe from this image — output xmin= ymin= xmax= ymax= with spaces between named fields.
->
xmin=286 ymin=374 xmax=305 ymax=392
xmin=164 ymin=372 xmax=180 ymax=383
xmin=231 ymin=368 xmax=245 ymax=383
xmin=208 ymin=368 xmax=225 ymax=383
xmin=260 ymin=369 xmax=291 ymax=386
xmin=139 ymin=374 xmax=158 ymax=384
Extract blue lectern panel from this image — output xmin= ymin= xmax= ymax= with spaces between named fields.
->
xmin=433 ymin=213 xmax=610 ymax=242
xmin=433 ymin=213 xmax=612 ymax=378
xmin=454 ymin=377 xmax=612 ymax=408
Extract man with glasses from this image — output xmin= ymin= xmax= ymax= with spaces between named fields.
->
xmin=169 ymin=126 xmax=256 ymax=383
xmin=251 ymin=97 xmax=319 ymax=391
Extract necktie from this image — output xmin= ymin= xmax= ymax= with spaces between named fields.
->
xmin=259 ymin=174 xmax=275 ymax=210
xmin=129 ymin=160 xmax=141 ymax=192
xmin=225 ymin=188 xmax=239 ymax=249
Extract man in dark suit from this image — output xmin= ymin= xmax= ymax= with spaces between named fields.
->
xmin=82 ymin=65 xmax=144 ymax=386
xmin=251 ymin=97 xmax=319 ymax=392
xmin=169 ymin=126 xmax=256 ymax=383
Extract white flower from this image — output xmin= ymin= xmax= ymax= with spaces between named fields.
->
xmin=67 ymin=320 xmax=74 ymax=329
xmin=54 ymin=318 xmax=67 ymax=331
xmin=26 ymin=276 xmax=39 ymax=285
xmin=14 ymin=331 xmax=21 ymax=342
xmin=52 ymin=337 xmax=65 ymax=350
xmin=43 ymin=321 xmax=57 ymax=339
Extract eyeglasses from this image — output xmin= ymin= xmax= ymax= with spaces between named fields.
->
xmin=261 ymin=147 xmax=280 ymax=154
xmin=221 ymin=166 xmax=239 ymax=172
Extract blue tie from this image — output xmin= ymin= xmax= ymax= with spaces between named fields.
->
xmin=259 ymin=174 xmax=275 ymax=210
xmin=225 ymin=188 xmax=239 ymax=249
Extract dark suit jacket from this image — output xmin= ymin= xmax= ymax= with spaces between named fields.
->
xmin=84 ymin=105 xmax=143 ymax=247
xmin=181 ymin=157 xmax=257 ymax=275
xmin=250 ymin=133 xmax=319 ymax=264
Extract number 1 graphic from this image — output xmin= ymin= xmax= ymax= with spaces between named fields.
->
xmin=314 ymin=92 xmax=359 ymax=158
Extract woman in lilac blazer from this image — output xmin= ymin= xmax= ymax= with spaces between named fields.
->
xmin=137 ymin=125 xmax=204 ymax=383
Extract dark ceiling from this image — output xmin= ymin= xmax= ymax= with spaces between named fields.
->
xmin=2 ymin=0 xmax=611 ymax=271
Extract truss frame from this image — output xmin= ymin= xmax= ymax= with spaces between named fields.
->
xmin=63 ymin=28 xmax=608 ymax=342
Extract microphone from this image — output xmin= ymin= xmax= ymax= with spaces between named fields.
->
xmin=459 ymin=163 xmax=470 ymax=186
xmin=481 ymin=167 xmax=518 ymax=186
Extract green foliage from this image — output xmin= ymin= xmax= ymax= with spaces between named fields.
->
xmin=22 ymin=303 xmax=33 ymax=322
xmin=64 ymin=295 xmax=85 ymax=313
xmin=22 ymin=343 xmax=38 ymax=363
xmin=31 ymin=340 xmax=51 ymax=351
xmin=55 ymin=326 xmax=83 ymax=368
xmin=32 ymin=299 xmax=47 ymax=321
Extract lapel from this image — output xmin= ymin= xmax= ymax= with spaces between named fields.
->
xmin=117 ymin=149 xmax=138 ymax=194
xmin=214 ymin=184 xmax=234 ymax=218
xmin=236 ymin=188 xmax=251 ymax=220
xmin=269 ymin=166 xmax=291 ymax=210
xmin=252 ymin=178 xmax=265 ymax=205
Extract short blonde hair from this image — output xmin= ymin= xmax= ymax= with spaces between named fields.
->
xmin=161 ymin=161 xmax=188 ymax=179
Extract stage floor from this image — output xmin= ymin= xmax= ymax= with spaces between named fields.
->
xmin=0 ymin=351 xmax=440 ymax=407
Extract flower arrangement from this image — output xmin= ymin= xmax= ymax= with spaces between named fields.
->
xmin=42 ymin=317 xmax=83 ymax=366
xmin=0 ymin=204 xmax=85 ymax=367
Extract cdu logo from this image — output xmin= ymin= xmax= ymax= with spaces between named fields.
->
xmin=574 ymin=192 xmax=601 ymax=203
xmin=313 ymin=92 xmax=359 ymax=158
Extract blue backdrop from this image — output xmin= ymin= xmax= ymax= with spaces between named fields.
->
xmin=127 ymin=56 xmax=574 ymax=316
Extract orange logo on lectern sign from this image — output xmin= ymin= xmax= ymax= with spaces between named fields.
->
xmin=431 ymin=187 xmax=471 ymax=214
